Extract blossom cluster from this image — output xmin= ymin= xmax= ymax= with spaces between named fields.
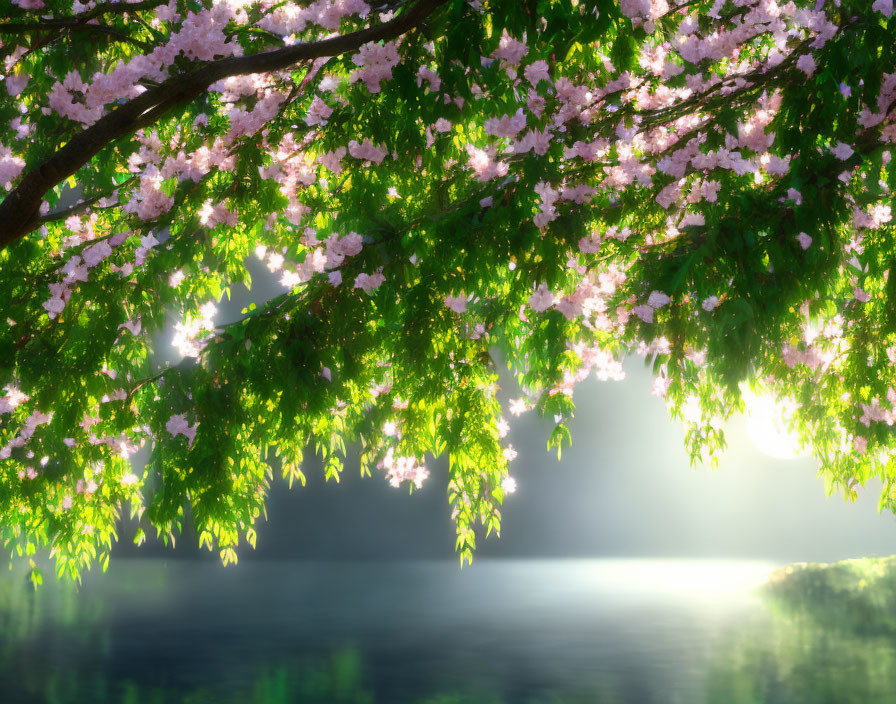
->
xmin=3 ymin=0 xmax=896 ymax=575
xmin=49 ymin=4 xmax=243 ymax=126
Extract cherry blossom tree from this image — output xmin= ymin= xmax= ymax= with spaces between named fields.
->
xmin=1 ymin=0 xmax=895 ymax=582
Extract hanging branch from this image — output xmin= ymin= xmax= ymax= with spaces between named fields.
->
xmin=0 ymin=0 xmax=447 ymax=251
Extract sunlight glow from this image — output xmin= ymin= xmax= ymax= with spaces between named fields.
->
xmin=740 ymin=384 xmax=808 ymax=460
xmin=578 ymin=559 xmax=778 ymax=600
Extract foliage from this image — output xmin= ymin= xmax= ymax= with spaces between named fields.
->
xmin=763 ymin=555 xmax=896 ymax=635
xmin=706 ymin=557 xmax=896 ymax=704
xmin=1 ymin=0 xmax=895 ymax=579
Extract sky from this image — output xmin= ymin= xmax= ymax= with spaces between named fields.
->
xmin=114 ymin=257 xmax=896 ymax=564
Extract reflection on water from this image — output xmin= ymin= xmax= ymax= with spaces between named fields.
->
xmin=0 ymin=559 xmax=893 ymax=703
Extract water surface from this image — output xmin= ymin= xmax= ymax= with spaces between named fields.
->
xmin=1 ymin=559 xmax=892 ymax=703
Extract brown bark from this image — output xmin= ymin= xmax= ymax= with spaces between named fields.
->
xmin=0 ymin=0 xmax=446 ymax=251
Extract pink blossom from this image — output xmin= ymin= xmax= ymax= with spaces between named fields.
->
xmin=198 ymin=200 xmax=238 ymax=228
xmin=831 ymin=142 xmax=854 ymax=160
xmin=227 ymin=93 xmax=286 ymax=141
xmin=491 ymin=30 xmax=528 ymax=66
xmin=796 ymin=54 xmax=816 ymax=76
xmin=555 ymin=294 xmax=582 ymax=320
xmin=5 ymin=73 xmax=29 ymax=97
xmin=619 ymin=0 xmax=651 ymax=20
xmin=579 ymin=234 xmax=600 ymax=254
xmin=42 ymin=296 xmax=67 ymax=319
xmin=484 ymin=108 xmax=527 ymax=138
xmin=166 ymin=413 xmax=198 ymax=447
xmin=632 ymin=305 xmax=654 ymax=323
xmin=434 ymin=118 xmax=452 ymax=133
xmin=349 ymin=41 xmax=400 ymax=93
xmin=528 ymin=283 xmax=554 ymax=312
xmin=533 ymin=181 xmax=559 ymax=229
xmin=854 ymin=288 xmax=871 ymax=303
xmin=702 ymin=180 xmax=721 ymax=202
xmin=22 ymin=410 xmax=52 ymax=440
xmin=0 ymin=386 xmax=27 ymax=414
xmin=656 ymin=182 xmax=681 ymax=209
xmin=648 ymin=291 xmax=670 ymax=309
xmin=60 ymin=255 xmax=88 ymax=282
xmin=354 ymin=272 xmax=385 ymax=293
xmin=416 ymin=66 xmax=441 ymax=92
xmin=524 ymin=60 xmax=550 ymax=86
xmin=383 ymin=453 xmax=429 ymax=489
xmin=514 ymin=128 xmax=552 ymax=156
xmin=565 ymin=139 xmax=609 ymax=162
xmin=0 ymin=145 xmax=25 ymax=188
xmin=340 ymin=232 xmax=364 ymax=256
xmin=561 ymin=184 xmax=595 ymax=204
xmin=797 ymin=232 xmax=813 ymax=250
xmin=787 ymin=188 xmax=802 ymax=205
xmin=445 ymin=295 xmax=468 ymax=313
xmin=133 ymin=170 xmax=174 ymax=221
xmin=765 ymin=155 xmax=791 ymax=176
xmin=652 ymin=375 xmax=672 ymax=397
xmin=118 ymin=318 xmax=142 ymax=336
xmin=527 ymin=89 xmax=546 ymax=117
xmin=348 ymin=138 xmax=387 ymax=164
xmin=702 ymin=296 xmax=719 ymax=312
xmin=305 ymin=96 xmax=333 ymax=126
xmin=318 ymin=146 xmax=347 ymax=173
xmin=873 ymin=0 xmax=893 ymax=17
xmin=83 ymin=241 xmax=113 ymax=268
xmin=465 ymin=144 xmax=508 ymax=182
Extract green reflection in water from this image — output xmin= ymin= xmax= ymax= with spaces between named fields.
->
xmin=705 ymin=557 xmax=896 ymax=704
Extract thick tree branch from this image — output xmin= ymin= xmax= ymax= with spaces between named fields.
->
xmin=0 ymin=0 xmax=447 ymax=251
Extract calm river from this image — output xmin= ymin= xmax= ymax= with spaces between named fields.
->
xmin=1 ymin=559 xmax=892 ymax=703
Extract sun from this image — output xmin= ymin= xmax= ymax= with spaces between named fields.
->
xmin=740 ymin=385 xmax=808 ymax=460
